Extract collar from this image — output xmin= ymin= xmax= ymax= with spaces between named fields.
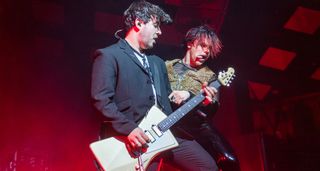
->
xmin=121 ymin=39 xmax=147 ymax=58
xmin=177 ymin=60 xmax=198 ymax=72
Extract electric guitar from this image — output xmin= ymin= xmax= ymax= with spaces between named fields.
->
xmin=90 ymin=67 xmax=235 ymax=171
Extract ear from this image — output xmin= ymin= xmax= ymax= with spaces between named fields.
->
xmin=134 ymin=19 xmax=143 ymax=29
xmin=187 ymin=42 xmax=193 ymax=49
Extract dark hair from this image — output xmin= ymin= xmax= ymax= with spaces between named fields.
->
xmin=183 ymin=25 xmax=222 ymax=58
xmin=123 ymin=0 xmax=172 ymax=30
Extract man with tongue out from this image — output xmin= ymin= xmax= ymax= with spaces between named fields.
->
xmin=166 ymin=25 xmax=241 ymax=171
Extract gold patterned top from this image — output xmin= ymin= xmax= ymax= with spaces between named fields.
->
xmin=165 ymin=59 xmax=217 ymax=95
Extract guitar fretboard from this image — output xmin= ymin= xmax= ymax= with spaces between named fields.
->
xmin=157 ymin=94 xmax=204 ymax=132
xmin=157 ymin=80 xmax=221 ymax=132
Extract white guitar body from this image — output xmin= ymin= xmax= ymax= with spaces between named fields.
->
xmin=90 ymin=106 xmax=179 ymax=171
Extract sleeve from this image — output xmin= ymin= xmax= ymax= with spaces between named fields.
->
xmin=162 ymin=61 xmax=173 ymax=97
xmin=196 ymin=88 xmax=220 ymax=119
xmin=91 ymin=49 xmax=137 ymax=136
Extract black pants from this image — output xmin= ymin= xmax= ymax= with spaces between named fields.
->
xmin=176 ymin=117 xmax=241 ymax=171
xmin=196 ymin=123 xmax=241 ymax=171
xmin=147 ymin=137 xmax=218 ymax=171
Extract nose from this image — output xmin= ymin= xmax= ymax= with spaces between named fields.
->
xmin=157 ymin=27 xmax=162 ymax=35
xmin=203 ymin=47 xmax=209 ymax=55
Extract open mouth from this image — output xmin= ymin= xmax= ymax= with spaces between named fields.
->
xmin=196 ymin=55 xmax=207 ymax=62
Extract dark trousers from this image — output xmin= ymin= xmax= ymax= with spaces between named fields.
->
xmin=176 ymin=120 xmax=241 ymax=171
xmin=147 ymin=137 xmax=218 ymax=171
xmin=196 ymin=123 xmax=240 ymax=171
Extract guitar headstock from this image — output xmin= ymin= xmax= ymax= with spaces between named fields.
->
xmin=218 ymin=67 xmax=235 ymax=87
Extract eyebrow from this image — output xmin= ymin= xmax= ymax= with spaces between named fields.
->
xmin=150 ymin=15 xmax=159 ymax=23
xmin=154 ymin=22 xmax=160 ymax=27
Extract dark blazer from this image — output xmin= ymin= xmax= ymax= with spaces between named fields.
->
xmin=91 ymin=39 xmax=173 ymax=136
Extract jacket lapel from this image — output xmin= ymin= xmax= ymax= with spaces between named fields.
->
xmin=118 ymin=39 xmax=149 ymax=74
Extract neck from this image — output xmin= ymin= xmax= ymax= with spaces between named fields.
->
xmin=182 ymin=52 xmax=195 ymax=69
xmin=125 ymin=29 xmax=142 ymax=53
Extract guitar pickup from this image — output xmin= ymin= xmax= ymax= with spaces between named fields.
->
xmin=144 ymin=130 xmax=155 ymax=143
xmin=152 ymin=125 xmax=163 ymax=137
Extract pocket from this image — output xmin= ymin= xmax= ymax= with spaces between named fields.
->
xmin=117 ymin=99 xmax=131 ymax=112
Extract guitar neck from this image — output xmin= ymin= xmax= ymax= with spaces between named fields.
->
xmin=157 ymin=80 xmax=221 ymax=132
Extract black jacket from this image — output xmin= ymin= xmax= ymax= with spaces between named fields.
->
xmin=91 ymin=39 xmax=172 ymax=136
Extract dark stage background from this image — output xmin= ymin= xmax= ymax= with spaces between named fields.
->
xmin=1 ymin=0 xmax=319 ymax=170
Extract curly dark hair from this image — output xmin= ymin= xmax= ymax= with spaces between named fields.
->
xmin=123 ymin=0 xmax=172 ymax=30
xmin=183 ymin=25 xmax=222 ymax=58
